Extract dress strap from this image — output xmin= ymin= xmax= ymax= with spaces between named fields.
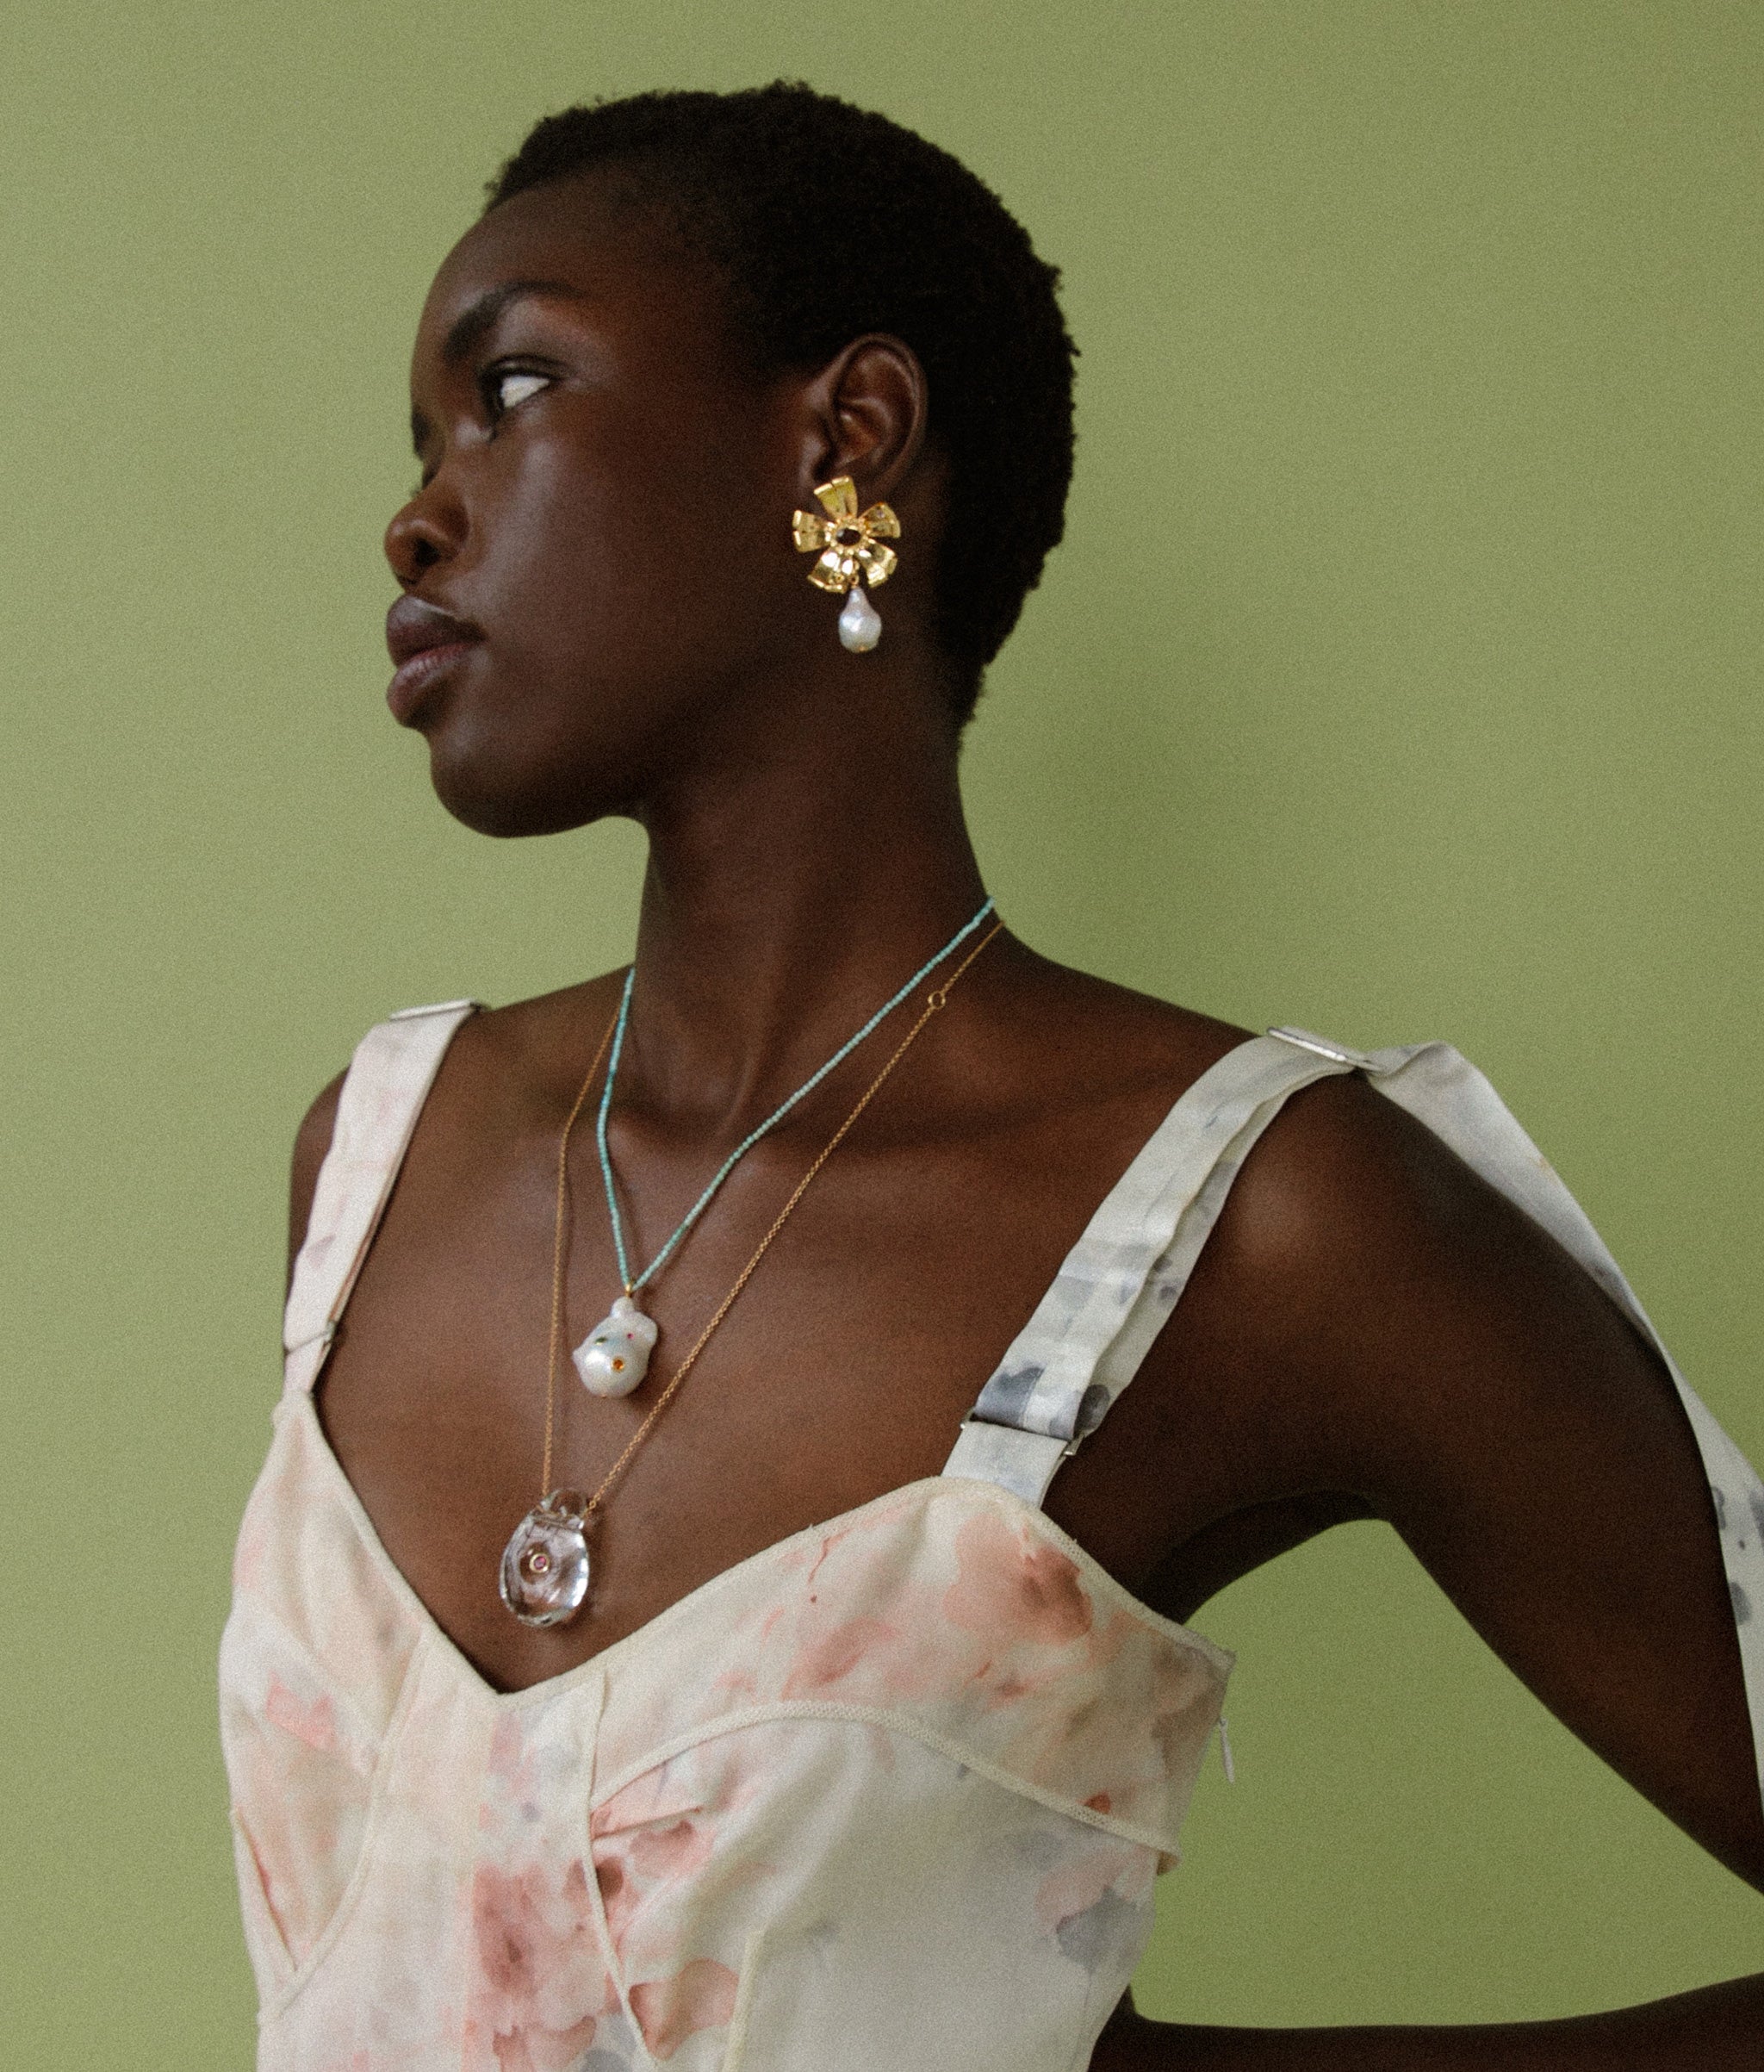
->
xmin=281 ymin=999 xmax=477 ymax=1396
xmin=941 ymin=1030 xmax=1352 ymax=1504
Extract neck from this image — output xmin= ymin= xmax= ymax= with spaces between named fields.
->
xmin=617 ymin=670 xmax=990 ymax=1127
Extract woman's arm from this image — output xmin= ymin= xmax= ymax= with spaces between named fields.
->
xmin=1094 ymin=1973 xmax=1764 ymax=2069
xmin=1099 ymin=1070 xmax=1764 ymax=2066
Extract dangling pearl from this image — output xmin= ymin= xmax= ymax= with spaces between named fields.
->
xmin=571 ymin=1294 xmax=658 ymax=1397
xmin=838 ymin=585 xmax=882 ymax=653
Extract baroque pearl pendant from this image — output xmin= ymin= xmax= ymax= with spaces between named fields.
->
xmin=500 ymin=1491 xmax=592 ymax=1627
xmin=571 ymin=1293 xmax=658 ymax=1397
xmin=838 ymin=585 xmax=881 ymax=653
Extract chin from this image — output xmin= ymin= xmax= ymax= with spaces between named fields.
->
xmin=425 ymin=729 xmax=631 ymax=839
xmin=411 ymin=648 xmax=717 ymax=836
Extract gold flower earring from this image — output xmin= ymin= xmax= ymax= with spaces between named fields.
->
xmin=792 ymin=476 xmax=901 ymax=653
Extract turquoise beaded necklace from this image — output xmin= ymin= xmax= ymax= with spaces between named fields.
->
xmin=569 ymin=896 xmax=996 ymax=1397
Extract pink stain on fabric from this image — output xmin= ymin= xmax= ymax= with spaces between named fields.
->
xmin=264 ymin=1676 xmax=338 ymax=1757
xmin=591 ymin=1767 xmax=702 ymax=1840
xmin=630 ymin=1958 xmax=740 ymax=2059
xmin=239 ymin=1820 xmax=298 ymax=1953
xmin=469 ymin=1859 xmax=599 ymax=2044
xmin=629 ymin=1819 xmax=713 ymax=1885
xmin=593 ymin=1815 xmax=712 ymax=1958
xmin=592 ymin=1850 xmax=634 ymax=1946
xmin=944 ymin=1512 xmax=1094 ymax=1646
xmin=473 ymin=1864 xmax=554 ymax=1997
xmin=780 ymin=1615 xmax=898 ymax=1696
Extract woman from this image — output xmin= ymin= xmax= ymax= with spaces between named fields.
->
xmin=221 ymin=83 xmax=1764 ymax=2069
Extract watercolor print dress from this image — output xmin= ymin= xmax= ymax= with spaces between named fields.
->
xmin=220 ymin=1006 xmax=1764 ymax=2072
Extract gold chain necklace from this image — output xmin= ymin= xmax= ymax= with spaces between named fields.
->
xmin=499 ymin=915 xmax=1006 ymax=1627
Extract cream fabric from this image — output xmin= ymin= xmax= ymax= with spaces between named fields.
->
xmin=222 ymin=1006 xmax=1764 ymax=2069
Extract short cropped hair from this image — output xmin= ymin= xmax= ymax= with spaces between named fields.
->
xmin=486 ymin=82 xmax=1077 ymax=726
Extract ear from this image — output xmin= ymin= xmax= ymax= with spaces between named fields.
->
xmin=792 ymin=334 xmax=929 ymax=507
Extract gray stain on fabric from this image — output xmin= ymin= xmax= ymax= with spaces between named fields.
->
xmin=802 ymin=1914 xmax=842 ymax=1963
xmin=977 ymin=1364 xmax=1046 ymax=1423
xmin=575 ymin=2007 xmax=642 ymax=2069
xmin=1731 ymin=1579 xmax=1751 ymax=1625
xmin=1009 ymin=1828 xmax=1071 ymax=1874
xmin=1055 ymin=1886 xmax=1149 ymax=1973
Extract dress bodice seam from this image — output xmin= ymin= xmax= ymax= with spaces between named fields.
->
xmin=279 ymin=1386 xmax=1233 ymax=1712
xmin=587 ymin=1699 xmax=1183 ymax=1857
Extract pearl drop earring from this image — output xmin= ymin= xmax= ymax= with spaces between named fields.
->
xmin=791 ymin=476 xmax=901 ymax=653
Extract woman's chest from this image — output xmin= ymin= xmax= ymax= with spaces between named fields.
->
xmin=309 ymin=1081 xmax=1251 ymax=1695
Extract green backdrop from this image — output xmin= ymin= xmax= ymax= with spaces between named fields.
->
xmin=2 ymin=2 xmax=1759 ymax=2059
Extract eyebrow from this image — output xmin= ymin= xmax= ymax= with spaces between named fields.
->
xmin=410 ymin=278 xmax=592 ymax=457
xmin=441 ymin=278 xmax=588 ymax=368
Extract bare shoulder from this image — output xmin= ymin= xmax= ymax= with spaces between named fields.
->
xmin=1188 ymin=1064 xmax=1657 ymax=1460
xmin=1206 ymin=1063 xmax=1523 ymax=1287
xmin=1088 ymin=1042 xmax=1714 ymax=1571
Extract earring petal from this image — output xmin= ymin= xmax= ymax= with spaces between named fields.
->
xmin=814 ymin=476 xmax=859 ymax=522
xmin=792 ymin=511 xmax=834 ymax=553
xmin=856 ymin=541 xmax=898 ymax=587
xmin=809 ymin=549 xmax=853 ymax=593
xmin=860 ymin=502 xmax=901 ymax=540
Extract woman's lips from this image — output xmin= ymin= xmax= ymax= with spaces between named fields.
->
xmin=385 ymin=594 xmax=483 ymax=723
xmin=387 ymin=638 xmax=476 ymax=723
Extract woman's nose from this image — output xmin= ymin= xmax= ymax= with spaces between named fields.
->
xmin=384 ymin=481 xmax=464 ymax=588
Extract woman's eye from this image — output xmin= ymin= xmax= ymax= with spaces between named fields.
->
xmin=492 ymin=370 xmax=550 ymax=414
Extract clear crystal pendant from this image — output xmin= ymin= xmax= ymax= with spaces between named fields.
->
xmin=499 ymin=1491 xmax=593 ymax=1627
xmin=838 ymin=585 xmax=881 ymax=653
xmin=571 ymin=1294 xmax=658 ymax=1397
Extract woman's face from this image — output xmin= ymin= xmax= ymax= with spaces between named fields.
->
xmin=385 ymin=176 xmax=804 ymax=837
